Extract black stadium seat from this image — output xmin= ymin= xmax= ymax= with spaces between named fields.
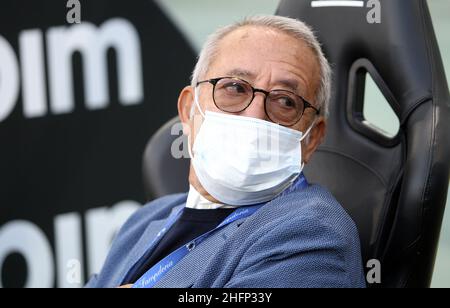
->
xmin=142 ymin=0 xmax=450 ymax=288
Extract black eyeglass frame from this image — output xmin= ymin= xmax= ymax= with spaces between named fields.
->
xmin=196 ymin=76 xmax=321 ymax=126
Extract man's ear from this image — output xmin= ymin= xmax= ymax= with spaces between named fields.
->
xmin=177 ymin=86 xmax=195 ymax=135
xmin=302 ymin=118 xmax=326 ymax=164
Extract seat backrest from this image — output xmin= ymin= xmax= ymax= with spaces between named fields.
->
xmin=276 ymin=0 xmax=450 ymax=287
xmin=142 ymin=117 xmax=190 ymax=198
xmin=142 ymin=0 xmax=450 ymax=287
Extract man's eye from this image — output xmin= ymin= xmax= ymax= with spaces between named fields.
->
xmin=223 ymin=83 xmax=247 ymax=94
xmin=276 ymin=97 xmax=296 ymax=108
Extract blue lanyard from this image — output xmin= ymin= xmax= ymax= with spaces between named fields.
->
xmin=132 ymin=174 xmax=308 ymax=288
xmin=132 ymin=204 xmax=263 ymax=288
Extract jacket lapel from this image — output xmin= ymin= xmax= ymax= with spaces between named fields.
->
xmin=117 ymin=204 xmax=185 ymax=285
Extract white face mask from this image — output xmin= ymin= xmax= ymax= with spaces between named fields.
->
xmin=188 ymin=92 xmax=315 ymax=206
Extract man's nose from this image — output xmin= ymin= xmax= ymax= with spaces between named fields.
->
xmin=239 ymin=93 xmax=269 ymax=121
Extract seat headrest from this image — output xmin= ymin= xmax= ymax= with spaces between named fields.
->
xmin=277 ymin=0 xmax=449 ymax=124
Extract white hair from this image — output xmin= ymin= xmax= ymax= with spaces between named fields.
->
xmin=191 ymin=15 xmax=332 ymax=118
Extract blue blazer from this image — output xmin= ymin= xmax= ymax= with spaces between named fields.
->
xmin=86 ymin=184 xmax=366 ymax=288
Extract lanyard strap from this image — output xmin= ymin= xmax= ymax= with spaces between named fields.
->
xmin=132 ymin=174 xmax=308 ymax=288
xmin=132 ymin=204 xmax=263 ymax=288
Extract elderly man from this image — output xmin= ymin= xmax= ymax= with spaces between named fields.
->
xmin=86 ymin=15 xmax=365 ymax=288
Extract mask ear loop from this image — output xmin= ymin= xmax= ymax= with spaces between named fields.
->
xmin=190 ymin=88 xmax=205 ymax=118
xmin=298 ymin=117 xmax=318 ymax=170
xmin=187 ymin=133 xmax=194 ymax=159
xmin=300 ymin=118 xmax=317 ymax=142
xmin=188 ymin=88 xmax=205 ymax=159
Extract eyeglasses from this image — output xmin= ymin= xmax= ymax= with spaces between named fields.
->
xmin=196 ymin=77 xmax=320 ymax=127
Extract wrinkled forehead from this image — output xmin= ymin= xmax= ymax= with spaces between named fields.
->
xmin=208 ymin=25 xmax=321 ymax=97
